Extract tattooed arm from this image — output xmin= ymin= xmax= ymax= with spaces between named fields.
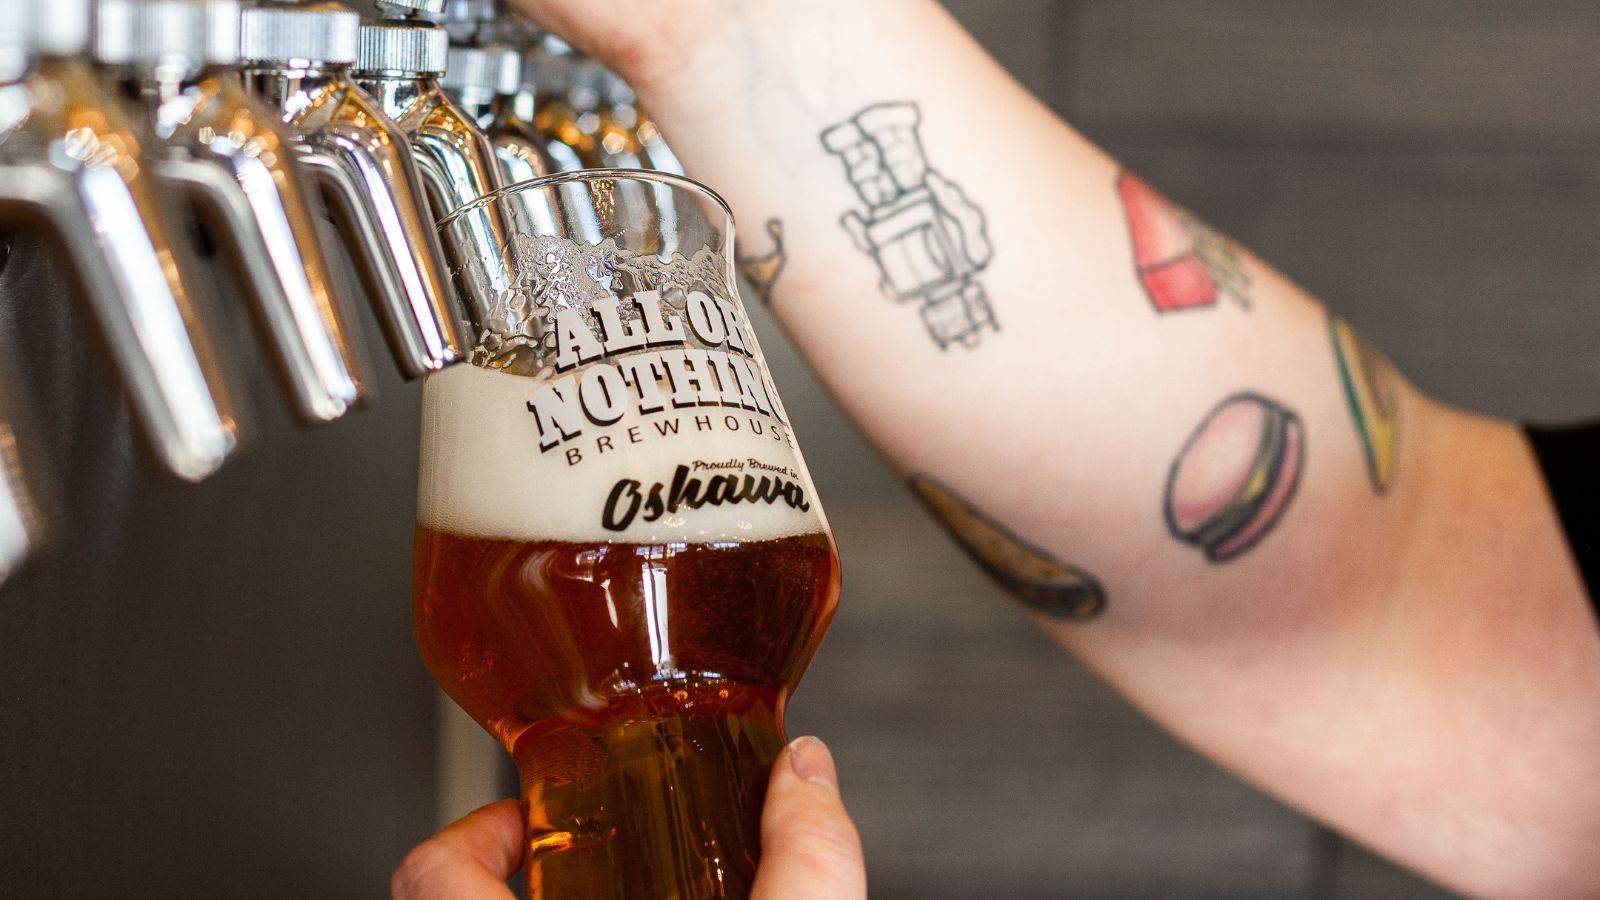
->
xmin=510 ymin=1 xmax=1600 ymax=895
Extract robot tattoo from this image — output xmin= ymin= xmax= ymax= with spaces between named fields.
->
xmin=822 ymin=102 xmax=998 ymax=350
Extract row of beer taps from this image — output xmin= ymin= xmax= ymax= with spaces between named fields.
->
xmin=0 ymin=0 xmax=681 ymax=587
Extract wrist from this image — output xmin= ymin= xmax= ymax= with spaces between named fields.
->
xmin=617 ymin=2 xmax=777 ymax=124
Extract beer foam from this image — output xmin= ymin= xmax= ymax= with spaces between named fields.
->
xmin=418 ymin=362 xmax=830 ymax=544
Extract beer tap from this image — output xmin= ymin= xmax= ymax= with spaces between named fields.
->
xmin=237 ymin=0 xmax=465 ymax=377
xmin=587 ymin=66 xmax=643 ymax=171
xmin=597 ymin=69 xmax=683 ymax=176
xmin=0 ymin=376 xmax=45 ymax=589
xmin=439 ymin=45 xmax=559 ymax=186
xmin=352 ymin=2 xmax=512 ymax=338
xmin=0 ymin=0 xmax=238 ymax=481
xmin=512 ymin=33 xmax=584 ymax=174
xmin=432 ymin=0 xmax=496 ymax=45
xmin=526 ymin=37 xmax=600 ymax=169
xmin=453 ymin=6 xmax=588 ymax=174
xmin=440 ymin=43 xmax=597 ymax=243
xmin=95 ymin=0 xmax=366 ymax=423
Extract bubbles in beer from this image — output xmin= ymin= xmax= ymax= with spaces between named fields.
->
xmin=413 ymin=527 xmax=839 ymax=896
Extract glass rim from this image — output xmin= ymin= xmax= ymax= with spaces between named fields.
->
xmin=434 ymin=167 xmax=737 ymax=231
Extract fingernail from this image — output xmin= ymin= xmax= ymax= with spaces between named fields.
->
xmin=787 ymin=736 xmax=838 ymax=791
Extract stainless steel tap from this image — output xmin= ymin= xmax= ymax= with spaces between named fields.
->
xmin=238 ymin=0 xmax=464 ymax=377
xmin=445 ymin=17 xmax=585 ymax=174
xmin=0 ymin=373 xmax=45 ymax=589
xmin=440 ymin=44 xmax=558 ymax=186
xmin=440 ymin=43 xmax=597 ymax=243
xmin=96 ymin=0 xmax=366 ymax=423
xmin=431 ymin=0 xmax=497 ymax=45
xmin=512 ymin=41 xmax=585 ymax=174
xmin=586 ymin=65 xmax=644 ymax=171
xmin=352 ymin=11 xmax=512 ymax=339
xmin=596 ymin=68 xmax=683 ymax=176
xmin=0 ymin=0 xmax=238 ymax=481
xmin=525 ymin=38 xmax=602 ymax=170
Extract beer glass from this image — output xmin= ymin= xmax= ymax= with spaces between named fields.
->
xmin=414 ymin=170 xmax=841 ymax=898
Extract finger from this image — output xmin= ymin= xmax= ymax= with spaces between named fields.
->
xmin=391 ymin=799 xmax=524 ymax=900
xmin=751 ymin=737 xmax=867 ymax=900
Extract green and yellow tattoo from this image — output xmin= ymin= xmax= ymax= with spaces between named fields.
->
xmin=1329 ymin=316 xmax=1400 ymax=493
xmin=910 ymin=474 xmax=1105 ymax=620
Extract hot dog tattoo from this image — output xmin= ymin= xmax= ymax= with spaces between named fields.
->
xmin=911 ymin=475 xmax=1106 ymax=620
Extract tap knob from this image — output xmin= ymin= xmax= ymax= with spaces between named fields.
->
xmin=0 ymin=0 xmax=239 ymax=480
xmin=439 ymin=44 xmax=520 ymax=112
xmin=435 ymin=0 xmax=497 ymax=26
xmin=95 ymin=0 xmax=368 ymax=424
xmin=430 ymin=0 xmax=498 ymax=44
xmin=238 ymin=0 xmax=466 ymax=377
xmin=237 ymin=0 xmax=363 ymax=66
xmin=93 ymin=0 xmax=239 ymax=69
xmin=356 ymin=16 xmax=449 ymax=78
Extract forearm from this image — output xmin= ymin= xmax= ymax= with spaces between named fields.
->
xmin=642 ymin=0 xmax=1409 ymax=632
xmin=525 ymin=1 xmax=1600 ymax=894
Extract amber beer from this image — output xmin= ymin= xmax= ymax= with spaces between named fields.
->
xmin=416 ymin=171 xmax=840 ymax=898
xmin=414 ymin=529 xmax=838 ymax=894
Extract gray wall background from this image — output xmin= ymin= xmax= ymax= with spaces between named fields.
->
xmin=1 ymin=2 xmax=1594 ymax=897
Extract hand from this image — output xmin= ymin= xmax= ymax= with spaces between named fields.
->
xmin=390 ymin=736 xmax=867 ymax=899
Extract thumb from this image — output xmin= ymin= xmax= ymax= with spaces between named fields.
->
xmin=391 ymin=800 xmax=523 ymax=900
xmin=752 ymin=737 xmax=867 ymax=900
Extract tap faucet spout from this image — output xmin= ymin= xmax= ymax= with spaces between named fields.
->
xmin=240 ymin=2 xmax=466 ymax=377
xmin=0 ymin=60 xmax=238 ymax=480
xmin=354 ymin=18 xmax=517 ymax=355
xmin=97 ymin=0 xmax=370 ymax=423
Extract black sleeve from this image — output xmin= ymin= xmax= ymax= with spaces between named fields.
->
xmin=1526 ymin=422 xmax=1600 ymax=614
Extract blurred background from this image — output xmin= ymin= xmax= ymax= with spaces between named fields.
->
xmin=2 ymin=1 xmax=1596 ymax=897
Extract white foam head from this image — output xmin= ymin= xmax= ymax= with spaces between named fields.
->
xmin=418 ymin=361 xmax=829 ymax=545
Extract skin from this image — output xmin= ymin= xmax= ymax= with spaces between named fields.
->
xmin=402 ymin=1 xmax=1600 ymax=896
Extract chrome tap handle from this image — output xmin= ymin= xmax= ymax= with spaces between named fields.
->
xmin=239 ymin=2 xmax=465 ymax=376
xmin=409 ymin=117 xmax=505 ymax=219
xmin=159 ymin=150 xmax=366 ymax=421
xmin=355 ymin=18 xmax=514 ymax=339
xmin=0 ymin=61 xmax=239 ymax=481
xmin=441 ymin=44 xmax=556 ymax=180
xmin=293 ymin=135 xmax=464 ymax=376
xmin=403 ymin=116 xmax=513 ymax=349
xmin=94 ymin=0 xmax=369 ymax=423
